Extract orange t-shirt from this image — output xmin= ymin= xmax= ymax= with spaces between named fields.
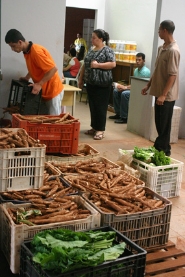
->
xmin=24 ymin=43 xmax=63 ymax=101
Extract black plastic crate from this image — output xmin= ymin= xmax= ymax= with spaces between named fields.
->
xmin=20 ymin=226 xmax=146 ymax=277
xmin=7 ymin=79 xmax=49 ymax=115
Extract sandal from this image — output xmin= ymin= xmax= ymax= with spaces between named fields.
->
xmin=84 ymin=129 xmax=96 ymax=135
xmin=93 ymin=132 xmax=104 ymax=140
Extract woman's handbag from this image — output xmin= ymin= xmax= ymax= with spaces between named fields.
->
xmin=89 ymin=47 xmax=113 ymax=87
xmin=89 ymin=68 xmax=113 ymax=87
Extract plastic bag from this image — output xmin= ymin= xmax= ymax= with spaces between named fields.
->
xmin=117 ymin=149 xmax=133 ymax=166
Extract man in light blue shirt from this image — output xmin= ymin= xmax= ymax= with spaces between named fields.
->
xmin=109 ymin=52 xmax=150 ymax=123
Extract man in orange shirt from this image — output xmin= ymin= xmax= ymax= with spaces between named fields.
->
xmin=5 ymin=29 xmax=64 ymax=115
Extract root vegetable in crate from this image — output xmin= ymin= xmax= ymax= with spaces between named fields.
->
xmin=0 ymin=128 xmax=46 ymax=192
xmin=0 ymin=196 xmax=100 ymax=274
xmin=12 ymin=113 xmax=80 ymax=154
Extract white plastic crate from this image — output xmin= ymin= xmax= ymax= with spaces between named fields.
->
xmin=0 ymin=196 xmax=100 ymax=274
xmin=0 ymin=146 xmax=46 ymax=192
xmin=150 ymin=106 xmax=182 ymax=143
xmin=132 ymin=157 xmax=184 ymax=198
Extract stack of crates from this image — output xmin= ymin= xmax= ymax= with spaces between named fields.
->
xmin=0 ymin=127 xmax=46 ymax=261
xmin=7 ymin=79 xmax=49 ymax=115
xmin=0 ymin=197 xmax=100 ymax=274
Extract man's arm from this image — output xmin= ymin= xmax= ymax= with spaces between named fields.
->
xmin=117 ymin=84 xmax=130 ymax=91
xmin=29 ymin=66 xmax=57 ymax=95
xmin=141 ymin=75 xmax=153 ymax=95
xmin=156 ymin=75 xmax=177 ymax=105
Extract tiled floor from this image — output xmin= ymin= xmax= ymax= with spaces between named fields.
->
xmin=1 ymin=93 xmax=185 ymax=276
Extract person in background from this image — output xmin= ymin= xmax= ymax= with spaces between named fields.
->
xmin=63 ymin=48 xmax=80 ymax=78
xmin=79 ymin=29 xmax=116 ymax=140
xmin=67 ymin=43 xmax=75 ymax=56
xmin=109 ymin=52 xmax=150 ymax=123
xmin=141 ymin=20 xmax=180 ymax=156
xmin=77 ymin=45 xmax=85 ymax=61
xmin=63 ymin=52 xmax=71 ymax=67
xmin=5 ymin=29 xmax=64 ymax=115
xmin=74 ymin=32 xmax=88 ymax=54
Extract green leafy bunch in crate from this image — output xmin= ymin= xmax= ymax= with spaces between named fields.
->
xmin=31 ymin=228 xmax=126 ymax=274
xmin=133 ymin=146 xmax=170 ymax=166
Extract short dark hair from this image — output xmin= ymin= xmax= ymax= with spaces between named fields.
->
xmin=160 ymin=20 xmax=175 ymax=34
xmin=5 ymin=29 xmax=25 ymax=43
xmin=136 ymin=52 xmax=145 ymax=60
xmin=70 ymin=48 xmax=76 ymax=57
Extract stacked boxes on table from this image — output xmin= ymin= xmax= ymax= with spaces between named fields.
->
xmin=19 ymin=226 xmax=146 ymax=277
xmin=132 ymin=157 xmax=184 ymax=198
xmin=12 ymin=113 xmax=80 ymax=154
xmin=0 ymin=197 xmax=100 ymax=274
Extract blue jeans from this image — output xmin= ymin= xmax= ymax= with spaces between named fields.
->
xmin=63 ymin=71 xmax=75 ymax=78
xmin=113 ymin=88 xmax=130 ymax=118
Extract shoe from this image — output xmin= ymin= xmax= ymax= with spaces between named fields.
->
xmin=94 ymin=131 xmax=104 ymax=140
xmin=114 ymin=118 xmax=127 ymax=124
xmin=109 ymin=114 xmax=120 ymax=119
xmin=84 ymin=129 xmax=96 ymax=135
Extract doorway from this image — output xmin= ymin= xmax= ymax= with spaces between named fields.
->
xmin=64 ymin=7 xmax=95 ymax=54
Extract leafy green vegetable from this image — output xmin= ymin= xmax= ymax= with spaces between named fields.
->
xmin=133 ymin=146 xmax=170 ymax=166
xmin=151 ymin=150 xmax=170 ymax=166
xmin=31 ymin=229 xmax=126 ymax=273
xmin=133 ymin=146 xmax=155 ymax=163
xmin=16 ymin=208 xmax=41 ymax=225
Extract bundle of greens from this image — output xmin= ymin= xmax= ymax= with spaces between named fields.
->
xmin=31 ymin=228 xmax=126 ymax=273
xmin=133 ymin=146 xmax=170 ymax=166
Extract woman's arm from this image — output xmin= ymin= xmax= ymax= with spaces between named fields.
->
xmin=63 ymin=64 xmax=72 ymax=72
xmin=91 ymin=60 xmax=116 ymax=70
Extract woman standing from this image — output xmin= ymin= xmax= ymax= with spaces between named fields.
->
xmin=79 ymin=29 xmax=116 ymax=140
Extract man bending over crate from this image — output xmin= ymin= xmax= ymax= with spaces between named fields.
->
xmin=5 ymin=29 xmax=64 ymax=115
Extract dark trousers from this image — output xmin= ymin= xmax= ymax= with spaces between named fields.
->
xmin=154 ymin=98 xmax=175 ymax=156
xmin=86 ymin=83 xmax=111 ymax=131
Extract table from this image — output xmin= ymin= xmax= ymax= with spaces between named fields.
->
xmin=62 ymin=84 xmax=81 ymax=116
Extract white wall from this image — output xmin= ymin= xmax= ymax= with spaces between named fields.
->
xmin=104 ymin=0 xmax=157 ymax=73
xmin=104 ymin=0 xmax=185 ymax=138
xmin=155 ymin=0 xmax=185 ymax=137
xmin=0 ymin=0 xmax=66 ymax=118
